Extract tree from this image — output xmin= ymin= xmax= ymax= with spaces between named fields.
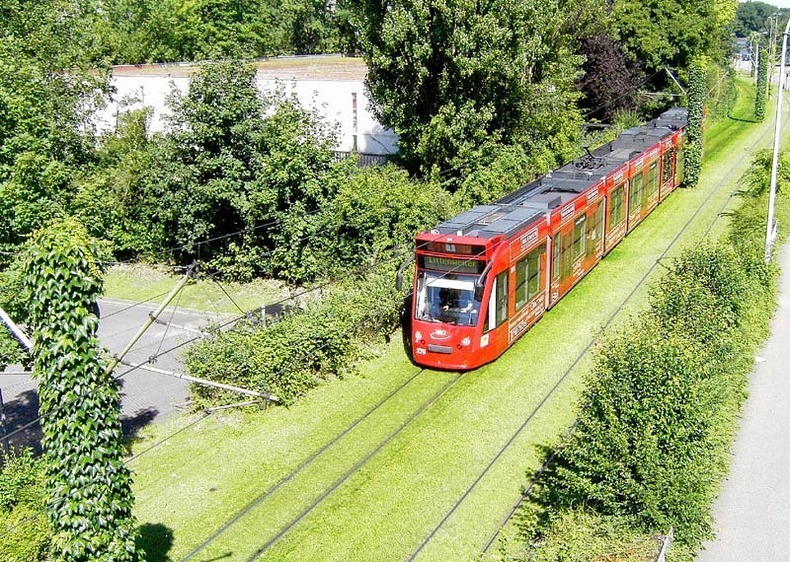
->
xmin=152 ymin=61 xmax=268 ymax=259
xmin=22 ymin=219 xmax=139 ymax=561
xmin=150 ymin=61 xmax=342 ymax=282
xmin=72 ymin=107 xmax=166 ymax=259
xmin=352 ymin=0 xmax=583 ymax=180
xmin=612 ymin=0 xmax=733 ymax=72
xmin=577 ymin=32 xmax=644 ymax=122
xmin=733 ymin=1 xmax=787 ymax=37
xmin=0 ymin=0 xmax=108 ymax=256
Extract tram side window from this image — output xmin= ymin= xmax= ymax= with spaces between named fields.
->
xmin=662 ymin=150 xmax=674 ymax=183
xmin=495 ymin=270 xmax=508 ymax=326
xmin=552 ymin=232 xmax=562 ymax=281
xmin=677 ymin=149 xmax=685 ymax=185
xmin=609 ymin=183 xmax=625 ymax=228
xmin=587 ymin=203 xmax=603 ymax=258
xmin=573 ymin=215 xmax=586 ymax=259
xmin=515 ymin=258 xmax=528 ymax=310
xmin=486 ymin=270 xmax=509 ymax=331
xmin=629 ymin=172 xmax=644 ymax=212
xmin=527 ymin=248 xmax=542 ymax=298
xmin=647 ymin=162 xmax=659 ymax=197
xmin=561 ymin=229 xmax=574 ymax=279
xmin=515 ymin=246 xmax=544 ymax=311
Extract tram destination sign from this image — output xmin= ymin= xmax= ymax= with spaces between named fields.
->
xmin=423 ymin=256 xmax=481 ymax=274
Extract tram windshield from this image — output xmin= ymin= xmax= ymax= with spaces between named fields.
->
xmin=415 ymin=271 xmax=480 ymax=326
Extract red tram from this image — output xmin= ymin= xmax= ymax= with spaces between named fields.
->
xmin=401 ymin=108 xmax=688 ymax=370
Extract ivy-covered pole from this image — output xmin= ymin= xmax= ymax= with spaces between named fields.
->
xmin=684 ymin=60 xmax=706 ymax=188
xmin=756 ymin=46 xmax=768 ymax=121
xmin=23 ymin=219 xmax=139 ymax=561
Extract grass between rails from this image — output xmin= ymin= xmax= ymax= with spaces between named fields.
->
xmin=129 ymin=75 xmax=775 ymax=561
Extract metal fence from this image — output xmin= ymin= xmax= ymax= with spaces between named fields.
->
xmin=334 ymin=151 xmax=390 ymax=167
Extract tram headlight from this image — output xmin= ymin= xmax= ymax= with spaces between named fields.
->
xmin=461 ymin=337 xmax=471 ymax=347
xmin=415 ymin=331 xmax=422 ymax=341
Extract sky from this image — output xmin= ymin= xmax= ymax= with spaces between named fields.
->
xmin=746 ymin=0 xmax=790 ymax=9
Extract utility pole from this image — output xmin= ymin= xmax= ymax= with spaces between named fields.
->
xmin=770 ymin=14 xmax=779 ymax=98
xmin=750 ymin=33 xmax=761 ymax=83
xmin=0 ymin=389 xmax=9 ymax=455
xmin=766 ymin=15 xmax=790 ymax=263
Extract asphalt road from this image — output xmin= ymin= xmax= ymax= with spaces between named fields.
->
xmin=0 ymin=297 xmax=234 ymax=452
xmin=696 ymin=242 xmax=790 ymax=560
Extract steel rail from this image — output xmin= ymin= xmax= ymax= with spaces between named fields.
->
xmin=181 ymin=367 xmax=426 ymax=560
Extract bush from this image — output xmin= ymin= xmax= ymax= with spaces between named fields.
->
xmin=541 ymin=318 xmax=724 ymax=543
xmin=186 ymin=264 xmax=404 ymax=406
xmin=502 ymin=508 xmax=660 ymax=562
xmin=531 ymin=237 xmax=776 ymax=554
xmin=0 ymin=449 xmax=51 ymax=561
xmin=321 ymin=164 xmax=452 ymax=269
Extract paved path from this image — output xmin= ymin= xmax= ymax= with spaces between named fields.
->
xmin=697 ymin=242 xmax=790 ymax=560
xmin=0 ymin=298 xmax=233 ymax=451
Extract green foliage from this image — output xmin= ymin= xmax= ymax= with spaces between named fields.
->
xmin=0 ymin=1 xmax=108 ymax=254
xmin=244 ymin=94 xmax=344 ymax=282
xmin=542 ymin=319 xmax=721 ymax=543
xmin=737 ymin=148 xmax=790 ymax=199
xmin=0 ymin=263 xmax=28 ymax=367
xmin=73 ymin=107 xmax=166 ymax=260
xmin=89 ymin=0 xmax=355 ymax=63
xmin=502 ymin=508 xmax=659 ymax=562
xmin=531 ymin=231 xmax=775 ymax=552
xmin=0 ymin=449 xmax=50 ymax=560
xmin=0 ymin=449 xmax=46 ymax=512
xmin=139 ymin=61 xmax=343 ymax=283
xmin=613 ymin=0 xmax=731 ymax=72
xmin=450 ymin=145 xmax=537 ymax=211
xmin=22 ymin=219 xmax=139 ymax=561
xmin=756 ymin=46 xmax=768 ymax=121
xmin=321 ymin=165 xmax=452 ymax=268
xmin=186 ymin=264 xmax=403 ymax=406
xmin=684 ymin=60 xmax=706 ymax=188
xmin=354 ymin=0 xmax=583 ymax=181
xmin=734 ymin=2 xmax=787 ymax=37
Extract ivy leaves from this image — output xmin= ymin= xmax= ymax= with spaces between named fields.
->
xmin=23 ymin=219 xmax=140 ymax=561
xmin=684 ymin=60 xmax=706 ymax=188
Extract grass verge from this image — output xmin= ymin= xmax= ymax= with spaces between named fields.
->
xmin=102 ymin=263 xmax=289 ymax=314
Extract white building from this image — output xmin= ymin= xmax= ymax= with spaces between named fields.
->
xmin=96 ymin=56 xmax=398 ymax=158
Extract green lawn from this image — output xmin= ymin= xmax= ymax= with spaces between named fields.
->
xmin=129 ymin=76 xmax=779 ymax=561
xmin=103 ymin=263 xmax=289 ymax=314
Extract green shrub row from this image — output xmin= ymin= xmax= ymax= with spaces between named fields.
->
xmin=514 ymin=158 xmax=784 ymax=560
xmin=185 ymin=263 xmax=406 ymax=407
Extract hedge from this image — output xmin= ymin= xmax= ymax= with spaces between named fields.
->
xmin=514 ymin=159 xmax=782 ymax=560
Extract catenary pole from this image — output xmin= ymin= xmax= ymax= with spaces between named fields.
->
xmin=766 ymin=16 xmax=790 ymax=263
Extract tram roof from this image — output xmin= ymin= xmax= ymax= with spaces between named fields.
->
xmin=425 ymin=108 xmax=688 ymax=243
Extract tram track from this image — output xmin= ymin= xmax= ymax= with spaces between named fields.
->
xmin=182 ymin=367 xmax=469 ymax=561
